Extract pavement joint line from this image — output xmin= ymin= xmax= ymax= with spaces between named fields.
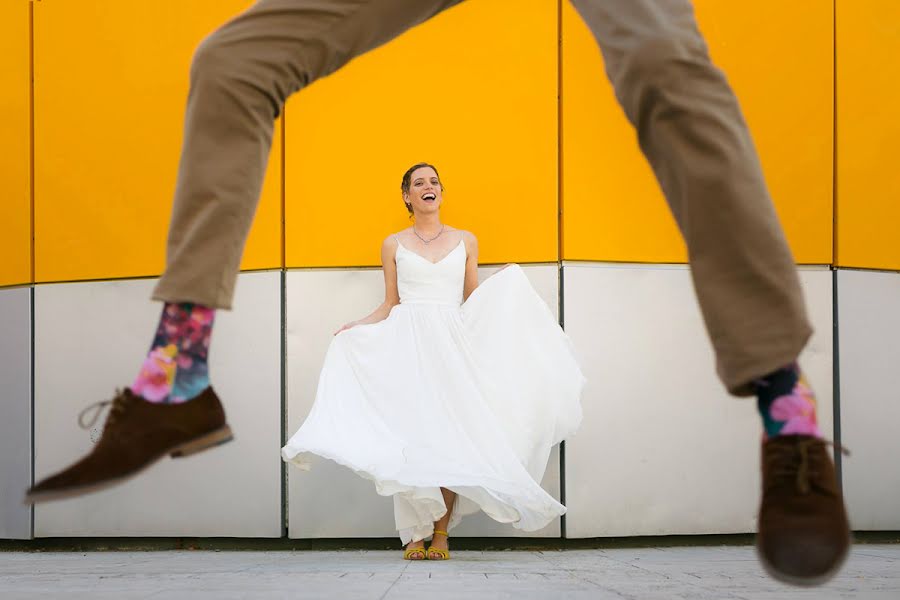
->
xmin=376 ymin=557 xmax=410 ymax=600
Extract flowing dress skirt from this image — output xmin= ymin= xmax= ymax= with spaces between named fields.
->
xmin=282 ymin=265 xmax=585 ymax=543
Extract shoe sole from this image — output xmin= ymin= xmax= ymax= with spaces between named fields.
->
xmin=170 ymin=425 xmax=234 ymax=458
xmin=23 ymin=425 xmax=234 ymax=505
xmin=755 ymin=534 xmax=851 ymax=587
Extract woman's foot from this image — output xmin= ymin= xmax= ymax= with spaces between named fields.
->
xmin=403 ymin=540 xmax=426 ymax=561
xmin=427 ymin=530 xmax=450 ymax=560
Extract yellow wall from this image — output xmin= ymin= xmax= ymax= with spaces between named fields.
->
xmin=284 ymin=0 xmax=558 ymax=268
xmin=32 ymin=0 xmax=282 ymax=284
xmin=836 ymin=0 xmax=900 ymax=270
xmin=562 ymin=0 xmax=834 ymax=264
xmin=0 ymin=0 xmax=31 ymax=287
xmin=8 ymin=1 xmax=898 ymax=281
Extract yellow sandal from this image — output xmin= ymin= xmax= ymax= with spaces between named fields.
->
xmin=427 ymin=530 xmax=451 ymax=560
xmin=404 ymin=542 xmax=427 ymax=561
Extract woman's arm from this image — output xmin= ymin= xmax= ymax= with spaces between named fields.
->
xmin=462 ymin=231 xmax=479 ymax=301
xmin=334 ymin=236 xmax=402 ymax=335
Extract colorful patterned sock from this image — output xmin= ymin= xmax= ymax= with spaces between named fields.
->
xmin=754 ymin=363 xmax=823 ymax=439
xmin=132 ymin=302 xmax=215 ymax=404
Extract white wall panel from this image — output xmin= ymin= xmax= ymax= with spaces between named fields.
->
xmin=838 ymin=269 xmax=900 ymax=530
xmin=286 ymin=265 xmax=562 ymax=539
xmin=0 ymin=287 xmax=32 ymax=539
xmin=34 ymin=272 xmax=282 ymax=537
xmin=563 ymin=264 xmax=834 ymax=538
xmin=285 ymin=267 xmax=394 ymax=538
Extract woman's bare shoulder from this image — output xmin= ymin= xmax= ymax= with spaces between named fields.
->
xmin=389 ymin=228 xmax=417 ymax=244
xmin=456 ymin=229 xmax=477 ymax=244
xmin=382 ymin=233 xmax=402 ymax=255
xmin=384 ymin=230 xmax=410 ymax=245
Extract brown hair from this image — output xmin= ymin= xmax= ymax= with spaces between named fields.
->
xmin=400 ymin=162 xmax=443 ymax=216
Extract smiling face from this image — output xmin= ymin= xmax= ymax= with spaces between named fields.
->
xmin=403 ymin=166 xmax=443 ymax=216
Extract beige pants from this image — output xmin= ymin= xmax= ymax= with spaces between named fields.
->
xmin=152 ymin=0 xmax=812 ymax=395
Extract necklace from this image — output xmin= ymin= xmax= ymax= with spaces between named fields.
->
xmin=413 ymin=224 xmax=444 ymax=245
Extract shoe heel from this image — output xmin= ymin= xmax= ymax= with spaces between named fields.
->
xmin=171 ymin=425 xmax=234 ymax=458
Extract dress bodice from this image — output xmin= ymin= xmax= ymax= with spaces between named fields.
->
xmin=395 ymin=236 xmax=466 ymax=306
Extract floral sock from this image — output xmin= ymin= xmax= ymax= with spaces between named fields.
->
xmin=754 ymin=363 xmax=823 ymax=440
xmin=132 ymin=302 xmax=215 ymax=404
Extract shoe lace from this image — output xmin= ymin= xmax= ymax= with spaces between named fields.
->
xmin=767 ymin=438 xmax=850 ymax=495
xmin=78 ymin=389 xmax=131 ymax=430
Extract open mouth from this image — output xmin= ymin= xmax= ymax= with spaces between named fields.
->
xmin=423 ymin=193 xmax=436 ymax=202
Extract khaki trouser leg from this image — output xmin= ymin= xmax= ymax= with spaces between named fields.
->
xmin=152 ymin=0 xmax=465 ymax=309
xmin=570 ymin=0 xmax=813 ymax=394
xmin=155 ymin=0 xmax=812 ymax=394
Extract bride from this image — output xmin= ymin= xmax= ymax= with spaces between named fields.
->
xmin=282 ymin=163 xmax=585 ymax=561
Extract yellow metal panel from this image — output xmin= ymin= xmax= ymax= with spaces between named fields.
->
xmin=0 ymin=1 xmax=31 ymax=286
xmin=836 ymin=0 xmax=900 ymax=270
xmin=34 ymin=1 xmax=282 ymax=284
xmin=285 ymin=0 xmax=558 ymax=267
xmin=562 ymin=1 xmax=833 ymax=264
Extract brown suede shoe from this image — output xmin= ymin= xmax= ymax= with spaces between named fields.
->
xmin=757 ymin=435 xmax=851 ymax=586
xmin=25 ymin=387 xmax=233 ymax=504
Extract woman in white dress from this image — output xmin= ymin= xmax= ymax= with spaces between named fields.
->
xmin=282 ymin=163 xmax=585 ymax=560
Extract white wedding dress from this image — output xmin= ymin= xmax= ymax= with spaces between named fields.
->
xmin=281 ymin=235 xmax=585 ymax=543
